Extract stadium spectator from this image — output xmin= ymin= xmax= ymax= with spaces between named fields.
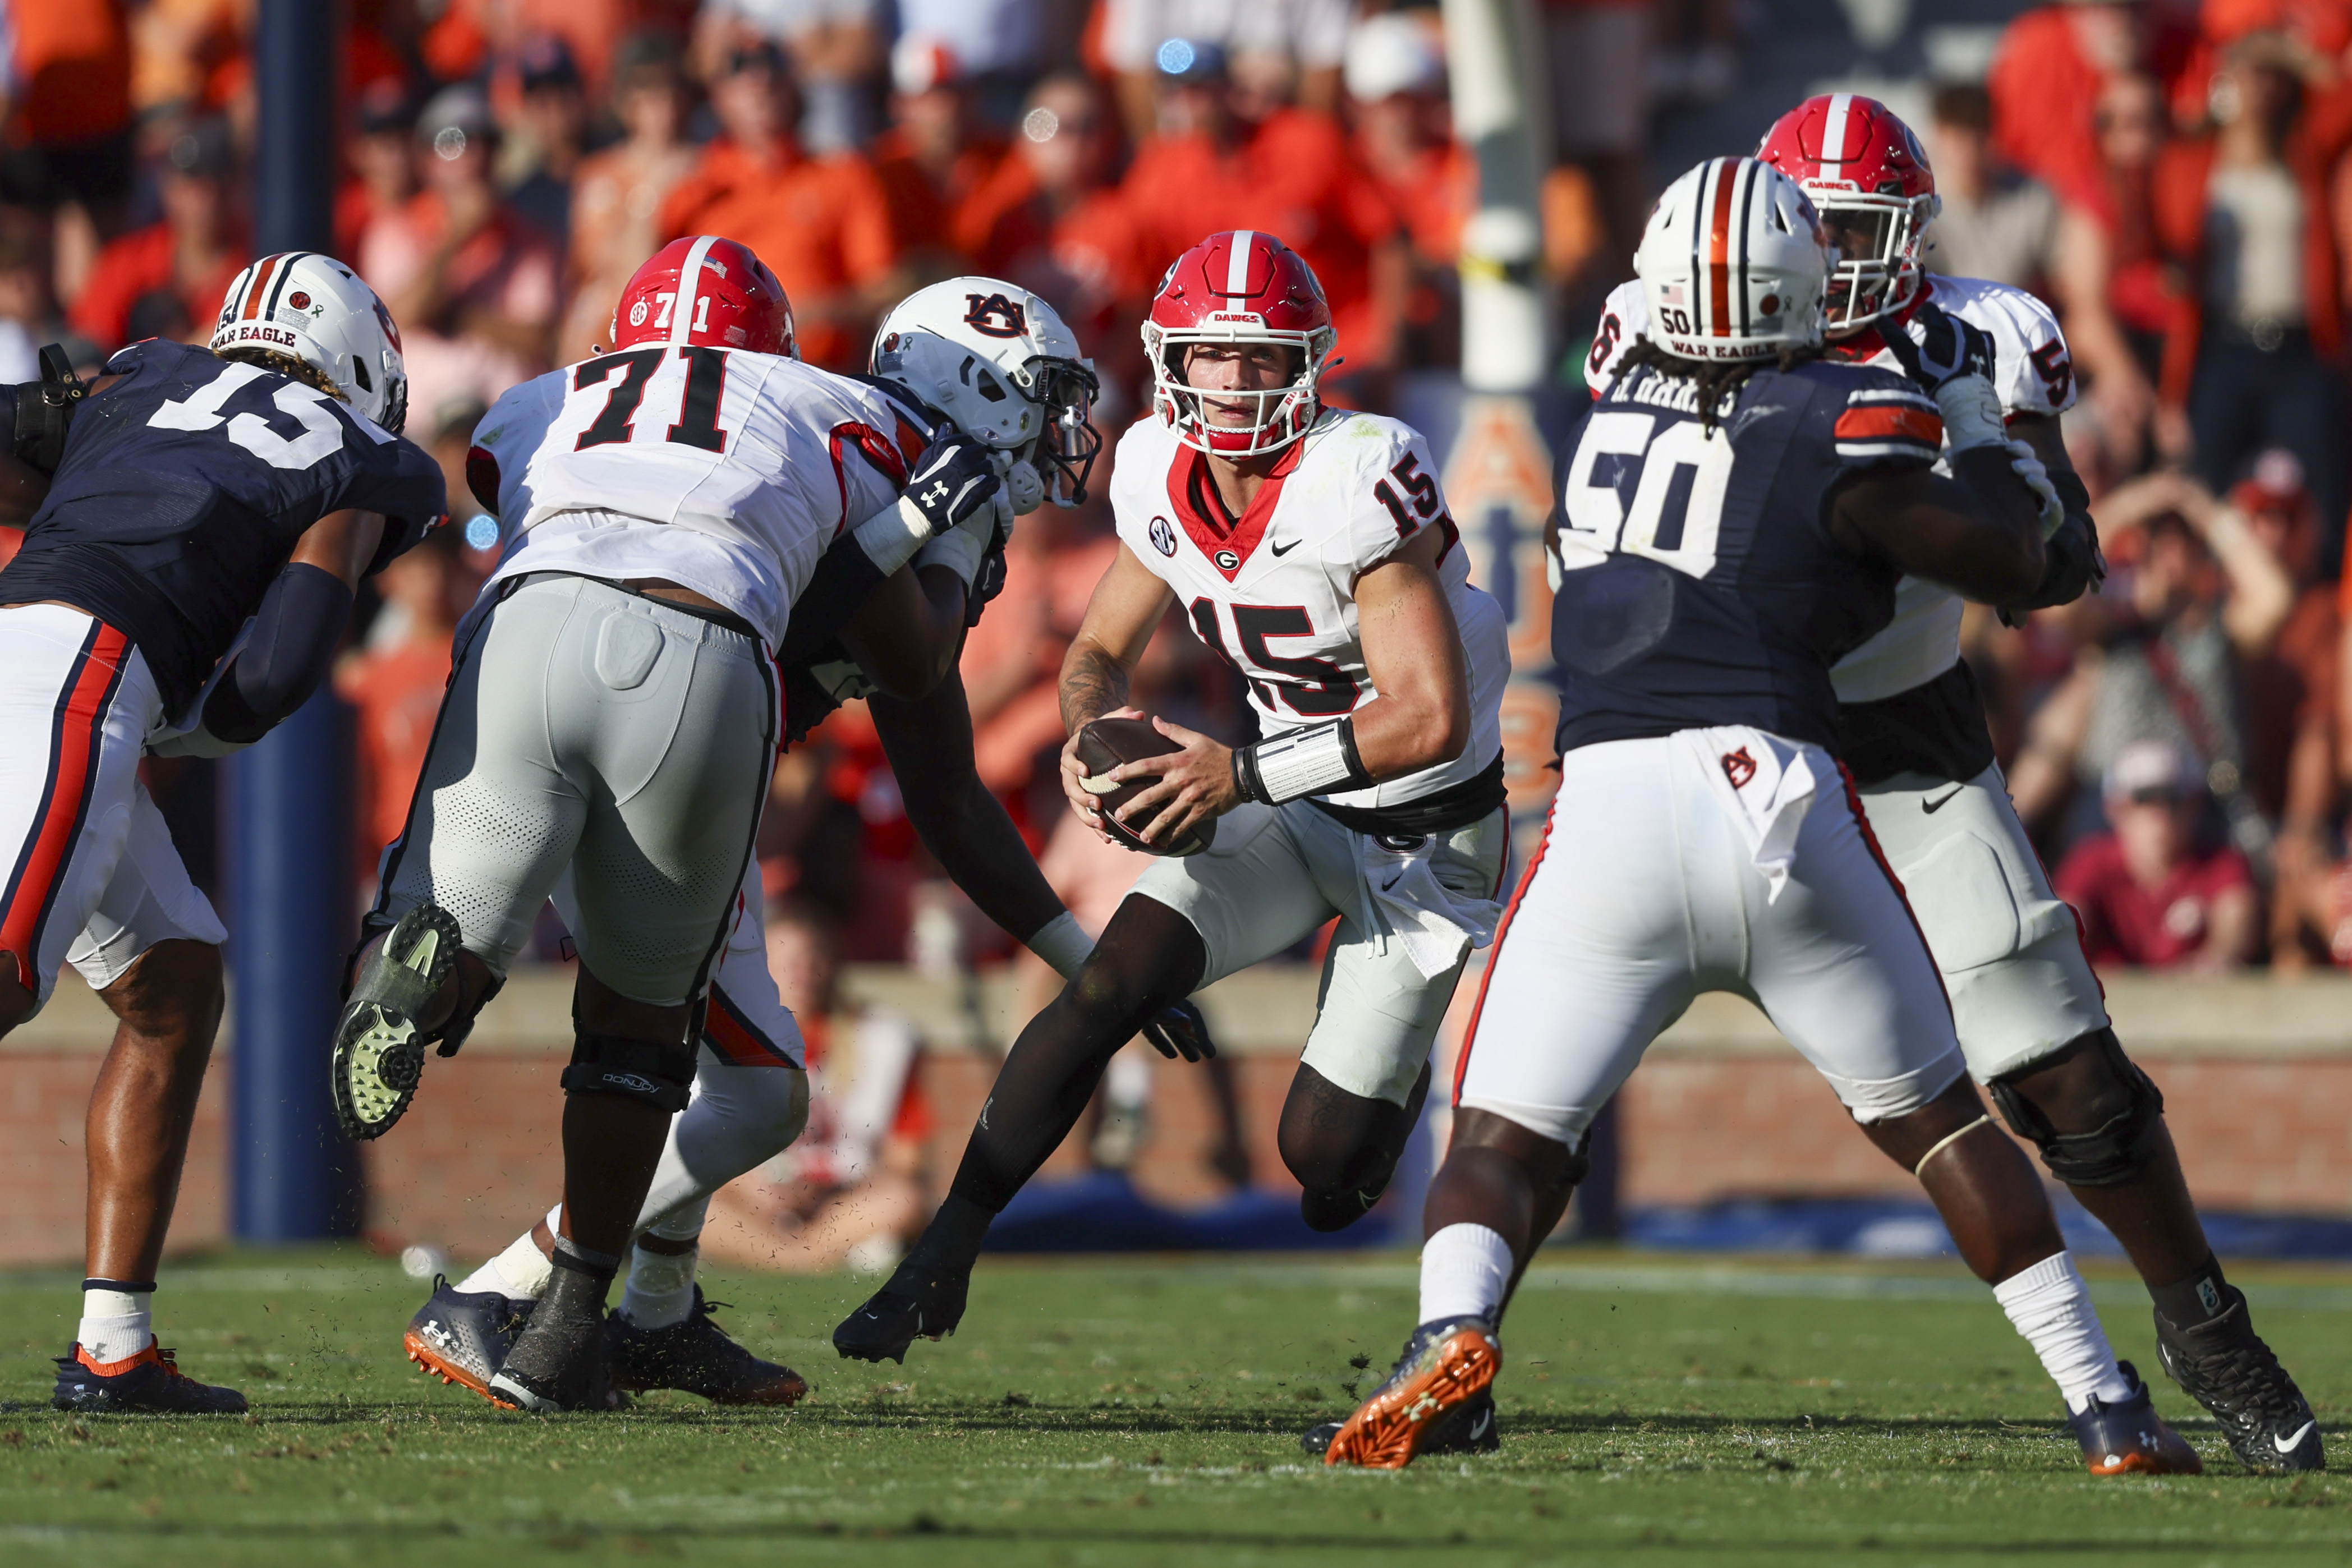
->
xmin=1988 ymin=0 xmax=2205 ymax=200
xmin=360 ymin=84 xmax=561 ymax=427
xmin=557 ymin=31 xmax=700 ymax=364
xmin=0 ymin=213 xmax=57 ymax=382
xmin=1541 ymin=0 xmax=1655 ymax=275
xmin=336 ymin=79 xmax=420 ymax=262
xmin=692 ymin=0 xmax=888 ymax=153
xmin=1119 ymin=39 xmax=1405 ymax=389
xmin=66 ymin=117 xmax=242 ymax=351
xmin=1922 ymin=82 xmax=2062 ymax=299
xmin=2055 ymin=737 xmax=2261 ymax=971
xmin=0 ymin=0 xmax=137 ymax=300
xmin=499 ymin=34 xmax=590 ymax=252
xmin=870 ymin=35 xmax=1009 ymax=282
xmin=2008 ymin=469 xmax=2295 ymax=849
xmin=2152 ymin=30 xmax=2352 ymax=544
xmin=1100 ymin=0 xmax=1353 ymax=144
xmin=128 ymin=0 xmax=248 ymax=121
xmin=656 ymin=38 xmax=899 ymax=369
xmin=896 ymin=0 xmax=1050 ymax=127
xmin=1344 ymin=12 xmax=1466 ymax=372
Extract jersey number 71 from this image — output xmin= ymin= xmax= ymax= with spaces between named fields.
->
xmin=573 ymin=346 xmax=731 ymax=454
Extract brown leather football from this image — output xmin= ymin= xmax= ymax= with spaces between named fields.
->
xmin=1075 ymin=716 xmax=1217 ymax=857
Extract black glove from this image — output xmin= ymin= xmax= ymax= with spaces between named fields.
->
xmin=1880 ymin=300 xmax=1996 ymax=396
xmin=902 ymin=434 xmax=1003 ymax=539
xmin=1999 ymin=507 xmax=2107 ymax=624
xmin=1140 ymin=997 xmax=1218 ymax=1063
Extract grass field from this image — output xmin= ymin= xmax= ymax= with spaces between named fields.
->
xmin=5 ymin=1247 xmax=2352 ymax=1565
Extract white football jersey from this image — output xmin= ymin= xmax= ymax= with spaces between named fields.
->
xmin=1584 ymin=272 xmax=2077 ymax=703
xmin=1108 ymin=407 xmax=1510 ymax=811
xmin=468 ymin=348 xmax=922 ymax=646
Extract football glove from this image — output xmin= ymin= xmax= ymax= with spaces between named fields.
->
xmin=1882 ymin=301 xmax=2006 ymax=452
xmin=1141 ymin=996 xmax=1219 ymax=1063
xmin=851 ymin=433 xmax=1005 ymax=576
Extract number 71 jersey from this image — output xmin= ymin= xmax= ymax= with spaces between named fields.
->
xmin=468 ymin=347 xmax=918 ymax=646
xmin=1108 ymin=407 xmax=1510 ymax=811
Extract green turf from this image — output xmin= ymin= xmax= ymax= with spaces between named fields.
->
xmin=4 ymin=1248 xmax=2352 ymax=1566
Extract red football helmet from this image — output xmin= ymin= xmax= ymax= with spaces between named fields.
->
xmin=1142 ymin=230 xmax=1336 ymax=458
xmin=1756 ymin=94 xmax=1939 ymax=333
xmin=609 ymin=236 xmax=796 ymax=356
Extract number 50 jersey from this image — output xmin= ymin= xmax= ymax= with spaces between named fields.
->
xmin=1108 ymin=407 xmax=1510 ymax=811
xmin=1550 ymin=356 xmax=1942 ymax=757
xmin=468 ymin=346 xmax=921 ymax=647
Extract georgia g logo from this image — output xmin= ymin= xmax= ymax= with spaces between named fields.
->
xmin=1149 ymin=515 xmax=1177 ymax=557
xmin=963 ymin=292 xmax=1027 ymax=339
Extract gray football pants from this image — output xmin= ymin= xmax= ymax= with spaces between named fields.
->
xmin=372 ymin=573 xmax=778 ymax=1008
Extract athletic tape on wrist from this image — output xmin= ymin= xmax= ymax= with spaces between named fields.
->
xmin=1234 ymin=719 xmax=1371 ymax=806
xmin=1933 ymin=374 xmax=2008 ymax=452
xmin=853 ymin=494 xmax=936 ymax=576
xmin=1025 ymin=910 xmax=1092 ymax=980
xmin=915 ymin=512 xmax=989 ymax=587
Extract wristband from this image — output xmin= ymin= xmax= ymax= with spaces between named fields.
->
xmin=913 ymin=502 xmax=1003 ymax=588
xmin=1025 ymin=910 xmax=1092 ymax=981
xmin=852 ymin=493 xmax=938 ymax=576
xmin=1232 ymin=718 xmax=1372 ymax=806
xmin=1932 ymin=373 xmax=2007 ymax=453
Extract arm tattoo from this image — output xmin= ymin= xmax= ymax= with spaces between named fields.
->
xmin=1060 ymin=643 xmax=1131 ymax=734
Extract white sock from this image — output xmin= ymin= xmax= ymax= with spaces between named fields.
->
xmin=619 ymin=1199 xmax=706 ymax=1330
xmin=1417 ymin=1223 xmax=1515 ymax=1327
xmin=1993 ymin=1250 xmax=2134 ymax=1414
xmin=77 ymin=1282 xmax=155 ymax=1364
xmin=456 ymin=1215 xmax=558 ymax=1300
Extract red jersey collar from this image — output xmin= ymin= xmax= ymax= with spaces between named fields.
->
xmin=1166 ymin=438 xmax=1304 ymax=582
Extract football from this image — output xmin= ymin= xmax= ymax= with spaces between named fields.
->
xmin=1075 ymin=716 xmax=1218 ymax=857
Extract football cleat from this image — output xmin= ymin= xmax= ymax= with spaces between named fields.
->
xmin=486 ymin=1267 xmax=620 ymax=1413
xmin=1302 ymin=1387 xmax=1499 ymax=1458
xmin=2155 ymin=1289 xmax=2325 ymax=1472
xmin=609 ymin=1287 xmax=810 ymax=1405
xmin=1322 ymin=1318 xmax=1501 ymax=1470
xmin=403 ymin=1275 xmax=535 ymax=1401
xmin=53 ymin=1341 xmax=248 ymax=1414
xmin=832 ymin=1248 xmax=970 ymax=1364
xmin=332 ymin=902 xmax=463 ymax=1141
xmin=2068 ymin=1361 xmax=2204 ymax=1475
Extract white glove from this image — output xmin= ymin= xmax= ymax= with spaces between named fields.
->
xmin=2005 ymin=439 xmax=2066 ymax=540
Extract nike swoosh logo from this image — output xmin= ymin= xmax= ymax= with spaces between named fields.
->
xmin=1269 ymin=538 xmax=1299 ymax=557
xmin=2275 ymin=1420 xmax=2317 ymax=1454
xmin=1469 ymin=1409 xmax=1493 ymax=1440
xmin=1922 ymin=785 xmax=1965 ymax=814
xmin=1380 ymin=872 xmax=1404 ymax=891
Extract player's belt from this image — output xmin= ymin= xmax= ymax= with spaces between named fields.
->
xmin=1308 ymin=752 xmax=1506 ymax=839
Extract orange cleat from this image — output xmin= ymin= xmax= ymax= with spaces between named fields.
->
xmin=2070 ymin=1362 xmax=2204 ymax=1475
xmin=1323 ymin=1319 xmax=1500 ymax=1470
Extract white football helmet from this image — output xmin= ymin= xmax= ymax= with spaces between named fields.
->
xmin=1633 ymin=157 xmax=1830 ymax=364
xmin=210 ymin=252 xmax=411 ymax=434
xmin=870 ymin=277 xmax=1100 ymax=507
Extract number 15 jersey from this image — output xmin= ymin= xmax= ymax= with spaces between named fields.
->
xmin=468 ymin=347 xmax=920 ymax=647
xmin=1108 ymin=407 xmax=1509 ymax=811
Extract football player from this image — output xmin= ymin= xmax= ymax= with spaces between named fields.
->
xmin=1320 ymin=156 xmax=2203 ymax=1475
xmin=0 ymin=254 xmax=446 ymax=1413
xmin=834 ymin=229 xmax=1514 ymax=1364
xmin=1574 ymin=95 xmax=2319 ymax=1474
xmin=397 ymin=275 xmax=1213 ymax=1408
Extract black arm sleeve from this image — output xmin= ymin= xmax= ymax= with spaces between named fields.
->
xmin=776 ymin=531 xmax=891 ymax=670
xmin=201 ymin=563 xmax=355 ymax=744
xmin=2001 ymin=466 xmax=2106 ymax=615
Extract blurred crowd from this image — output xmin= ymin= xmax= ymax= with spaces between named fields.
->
xmin=15 ymin=1 xmax=2352 ymax=985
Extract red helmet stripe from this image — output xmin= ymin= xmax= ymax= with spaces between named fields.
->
xmin=241 ymin=254 xmax=281 ymax=321
xmin=1707 ymin=159 xmax=1737 ymax=337
xmin=671 ymin=234 xmax=721 ymax=346
xmin=1820 ymin=93 xmax=1855 ymax=171
xmin=1225 ymin=230 xmax=1255 ymax=297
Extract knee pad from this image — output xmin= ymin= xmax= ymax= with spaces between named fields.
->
xmin=1988 ymin=1028 xmax=2166 ymax=1187
xmin=561 ymin=1032 xmax=696 ymax=1112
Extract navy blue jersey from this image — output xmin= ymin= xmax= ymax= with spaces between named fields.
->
xmin=0 ymin=339 xmax=447 ymax=715
xmin=1550 ymin=356 xmax=1942 ymax=756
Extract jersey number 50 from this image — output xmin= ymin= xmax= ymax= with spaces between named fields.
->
xmin=1558 ymin=410 xmax=1731 ymax=581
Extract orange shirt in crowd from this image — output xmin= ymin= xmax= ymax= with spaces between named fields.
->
xmin=67 ymin=223 xmax=242 ymax=347
xmin=955 ymin=156 xmax=1156 ymax=342
xmin=1988 ymin=2 xmax=2204 ymax=199
xmin=337 ymin=631 xmax=456 ymax=869
xmin=7 ymin=0 xmax=131 ymax=148
xmin=658 ymin=136 xmax=898 ymax=369
xmin=1119 ymin=109 xmax=1400 ymax=365
xmin=869 ymin=129 xmax=1009 ymax=261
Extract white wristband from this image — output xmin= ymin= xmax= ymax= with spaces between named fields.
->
xmin=913 ymin=503 xmax=996 ymax=587
xmin=852 ymin=493 xmax=936 ymax=576
xmin=1236 ymin=719 xmax=1371 ymax=805
xmin=1933 ymin=373 xmax=2008 ymax=453
xmin=1025 ymin=910 xmax=1092 ymax=980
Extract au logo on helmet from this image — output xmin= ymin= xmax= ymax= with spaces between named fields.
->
xmin=963 ymin=292 xmax=1027 ymax=338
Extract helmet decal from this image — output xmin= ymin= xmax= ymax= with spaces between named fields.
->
xmin=962 ymin=292 xmax=1027 ymax=338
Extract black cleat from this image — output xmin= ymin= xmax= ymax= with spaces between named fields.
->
xmin=832 ymin=1252 xmax=970 ymax=1364
xmin=1303 ymin=1387 xmax=1499 ymax=1458
xmin=2069 ymin=1360 xmax=2204 ymax=1475
xmin=53 ymin=1342 xmax=247 ymax=1414
xmin=403 ymin=1275 xmax=534 ymax=1403
xmin=486 ymin=1266 xmax=619 ymax=1413
xmin=332 ymin=902 xmax=463 ymax=1141
xmin=610 ymin=1287 xmax=810 ymax=1405
xmin=2156 ymin=1289 xmax=2325 ymax=1472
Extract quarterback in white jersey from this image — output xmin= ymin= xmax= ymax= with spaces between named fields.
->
xmin=328 ymin=238 xmax=1016 ymax=1414
xmin=834 ymin=231 xmax=1512 ymax=1366
xmin=1569 ymin=97 xmax=2319 ymax=1474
